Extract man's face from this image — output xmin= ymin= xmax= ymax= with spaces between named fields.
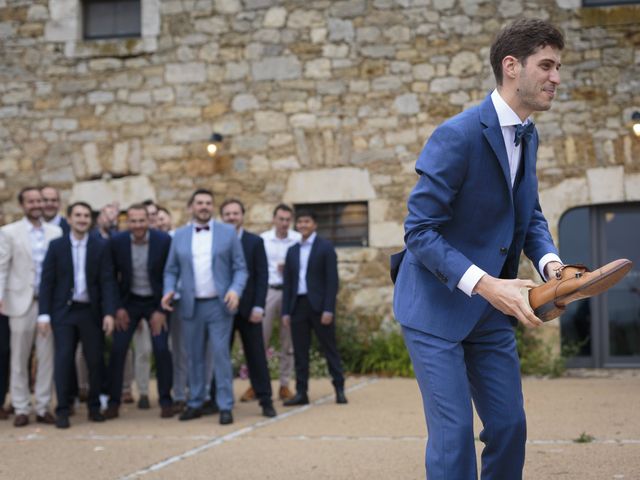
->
xmin=127 ymin=208 xmax=149 ymax=240
xmin=190 ymin=194 xmax=214 ymax=224
xmin=295 ymin=216 xmax=317 ymax=240
xmin=146 ymin=204 xmax=158 ymax=228
xmin=156 ymin=210 xmax=172 ymax=232
xmin=273 ymin=209 xmax=292 ymax=236
xmin=68 ymin=205 xmax=92 ymax=236
xmin=221 ymin=202 xmax=244 ymax=230
xmin=515 ymin=45 xmax=561 ymax=113
xmin=21 ymin=189 xmax=43 ymax=221
xmin=40 ymin=187 xmax=60 ymax=221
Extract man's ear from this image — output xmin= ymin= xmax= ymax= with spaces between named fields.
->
xmin=502 ymin=55 xmax=520 ymax=81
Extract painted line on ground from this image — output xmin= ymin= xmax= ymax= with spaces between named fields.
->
xmin=118 ymin=377 xmax=379 ymax=479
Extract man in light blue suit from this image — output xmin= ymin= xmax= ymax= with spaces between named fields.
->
xmin=393 ymin=19 xmax=565 ymax=479
xmin=162 ymin=188 xmax=247 ymax=425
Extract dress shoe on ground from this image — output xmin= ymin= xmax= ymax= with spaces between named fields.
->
xmin=240 ymin=386 xmax=256 ymax=402
xmin=172 ymin=401 xmax=186 ymax=414
xmin=88 ymin=410 xmax=106 ymax=422
xmin=103 ymin=405 xmax=119 ymax=420
xmin=137 ymin=394 xmax=151 ymax=410
xmin=36 ymin=412 xmax=55 ymax=424
xmin=179 ymin=407 xmax=202 ymax=421
xmin=160 ymin=406 xmax=174 ymax=418
xmin=335 ymin=389 xmax=348 ymax=404
xmin=0 ymin=408 xmax=8 ymax=420
xmin=278 ymin=385 xmax=295 ymax=401
xmin=201 ymin=400 xmax=219 ymax=416
xmin=529 ymin=259 xmax=633 ymax=322
xmin=55 ymin=415 xmax=70 ymax=429
xmin=283 ymin=392 xmax=309 ymax=406
xmin=219 ymin=410 xmax=233 ymax=425
xmin=14 ymin=414 xmax=29 ymax=427
xmin=78 ymin=388 xmax=88 ymax=403
xmin=122 ymin=391 xmax=134 ymax=404
xmin=262 ymin=404 xmax=277 ymax=418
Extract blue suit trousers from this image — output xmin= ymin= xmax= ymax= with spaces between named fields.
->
xmin=402 ymin=307 xmax=526 ymax=480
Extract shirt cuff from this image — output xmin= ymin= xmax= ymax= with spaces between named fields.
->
xmin=457 ymin=265 xmax=487 ymax=297
xmin=37 ymin=314 xmax=51 ymax=324
xmin=538 ymin=253 xmax=563 ymax=281
xmin=252 ymin=306 xmax=264 ymax=315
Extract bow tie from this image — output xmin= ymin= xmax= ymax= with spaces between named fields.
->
xmin=514 ymin=122 xmax=535 ymax=147
xmin=195 ymin=225 xmax=210 ymax=233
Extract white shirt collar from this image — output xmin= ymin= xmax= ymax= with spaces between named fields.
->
xmin=264 ymin=227 xmax=299 ymax=241
xmin=300 ymin=231 xmax=317 ymax=246
xmin=491 ymin=89 xmax=531 ymax=127
xmin=70 ymin=233 xmax=88 ymax=248
xmin=237 ymin=227 xmax=243 ymax=240
xmin=23 ymin=217 xmax=43 ymax=232
xmin=47 ymin=214 xmax=62 ymax=226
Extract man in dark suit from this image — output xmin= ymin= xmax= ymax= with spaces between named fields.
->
xmin=41 ymin=186 xmax=70 ymax=235
xmin=38 ymin=201 xmax=116 ymax=428
xmin=210 ymin=199 xmax=276 ymax=418
xmin=393 ymin=19 xmax=564 ymax=478
xmin=105 ymin=203 xmax=174 ymax=419
xmin=281 ymin=210 xmax=346 ymax=406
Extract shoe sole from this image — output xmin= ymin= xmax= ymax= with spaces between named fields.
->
xmin=534 ymin=260 xmax=633 ymax=322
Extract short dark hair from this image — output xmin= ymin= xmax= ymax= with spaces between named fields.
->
xmin=18 ymin=186 xmax=41 ymax=204
xmin=157 ymin=206 xmax=170 ymax=216
xmin=188 ymin=188 xmax=214 ymax=206
xmin=67 ymin=201 xmax=93 ymax=217
xmin=142 ymin=199 xmax=156 ymax=207
xmin=490 ymin=18 xmax=564 ymax=86
xmin=219 ymin=198 xmax=245 ymax=215
xmin=273 ymin=203 xmax=293 ymax=217
xmin=127 ymin=203 xmax=149 ymax=216
xmin=295 ymin=209 xmax=317 ymax=222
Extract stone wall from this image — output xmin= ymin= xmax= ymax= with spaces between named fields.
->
xmin=1 ymin=0 xmax=639 ymax=326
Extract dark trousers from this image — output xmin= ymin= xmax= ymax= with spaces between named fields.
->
xmin=210 ymin=313 xmax=273 ymax=407
xmin=108 ymin=295 xmax=173 ymax=407
xmin=0 ymin=314 xmax=9 ymax=407
xmin=290 ymin=296 xmax=344 ymax=394
xmin=52 ymin=304 xmax=104 ymax=416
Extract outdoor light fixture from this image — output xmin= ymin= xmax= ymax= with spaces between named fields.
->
xmin=207 ymin=132 xmax=224 ymax=158
xmin=632 ymin=111 xmax=640 ymax=138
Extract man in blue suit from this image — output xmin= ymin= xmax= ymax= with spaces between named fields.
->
xmin=105 ymin=203 xmax=174 ymax=419
xmin=393 ymin=19 xmax=565 ymax=479
xmin=209 ymin=198 xmax=276 ymax=418
xmin=162 ymin=189 xmax=247 ymax=425
xmin=38 ymin=201 xmax=116 ymax=428
xmin=281 ymin=210 xmax=346 ymax=406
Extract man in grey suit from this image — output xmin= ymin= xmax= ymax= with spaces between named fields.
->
xmin=162 ymin=189 xmax=247 ymax=425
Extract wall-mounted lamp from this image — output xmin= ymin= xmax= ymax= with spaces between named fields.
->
xmin=632 ymin=111 xmax=640 ymax=138
xmin=207 ymin=132 xmax=224 ymax=158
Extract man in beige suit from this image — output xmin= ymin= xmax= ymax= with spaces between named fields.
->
xmin=0 ymin=187 xmax=62 ymax=427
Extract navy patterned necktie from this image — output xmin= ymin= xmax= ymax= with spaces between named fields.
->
xmin=514 ymin=122 xmax=535 ymax=146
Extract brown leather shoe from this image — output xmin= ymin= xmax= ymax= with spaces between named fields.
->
xmin=14 ymin=414 xmax=29 ymax=427
xmin=103 ymin=405 xmax=119 ymax=420
xmin=529 ymin=259 xmax=633 ymax=322
xmin=122 ymin=391 xmax=134 ymax=404
xmin=239 ymin=386 xmax=256 ymax=402
xmin=278 ymin=385 xmax=295 ymax=401
xmin=36 ymin=411 xmax=55 ymax=424
xmin=160 ymin=406 xmax=174 ymax=418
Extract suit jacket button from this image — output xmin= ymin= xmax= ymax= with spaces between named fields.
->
xmin=500 ymin=247 xmax=508 ymax=255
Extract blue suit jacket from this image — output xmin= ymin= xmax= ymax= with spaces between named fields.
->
xmin=163 ymin=221 xmax=248 ymax=319
xmin=109 ymin=229 xmax=172 ymax=312
xmin=238 ymin=230 xmax=268 ymax=319
xmin=39 ymin=234 xmax=116 ymax=324
xmin=393 ymin=95 xmax=558 ymax=341
xmin=282 ymin=235 xmax=339 ymax=316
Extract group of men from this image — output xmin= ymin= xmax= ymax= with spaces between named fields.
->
xmin=0 ymin=186 xmax=347 ymax=430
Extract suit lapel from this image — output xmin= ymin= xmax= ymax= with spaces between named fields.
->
xmin=84 ymin=235 xmax=94 ymax=288
xmin=147 ymin=230 xmax=154 ymax=276
xmin=211 ymin=222 xmax=219 ymax=272
xmin=480 ymin=96 xmax=512 ymax=194
xmin=16 ymin=221 xmax=32 ymax=259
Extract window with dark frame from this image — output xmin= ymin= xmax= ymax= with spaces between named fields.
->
xmin=294 ymin=202 xmax=369 ymax=248
xmin=83 ymin=0 xmax=142 ymax=40
xmin=582 ymin=0 xmax=639 ymax=6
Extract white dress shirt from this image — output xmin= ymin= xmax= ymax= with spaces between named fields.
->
xmin=192 ymin=221 xmax=217 ymax=299
xmin=38 ymin=233 xmax=89 ymax=324
xmin=456 ymin=89 xmax=562 ymax=297
xmin=261 ymin=227 xmax=302 ymax=287
xmin=297 ymin=232 xmax=316 ymax=296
